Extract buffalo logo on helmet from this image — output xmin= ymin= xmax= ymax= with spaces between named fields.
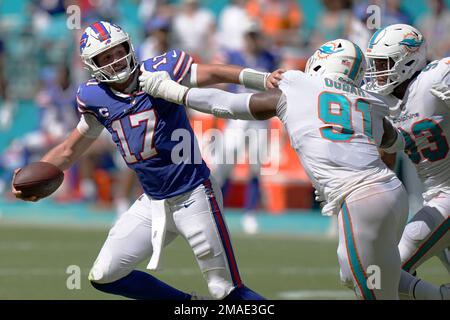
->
xmin=399 ymin=32 xmax=423 ymax=52
xmin=79 ymin=32 xmax=89 ymax=53
xmin=317 ymin=42 xmax=344 ymax=59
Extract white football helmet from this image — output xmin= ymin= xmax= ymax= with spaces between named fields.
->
xmin=365 ymin=24 xmax=427 ymax=95
xmin=79 ymin=21 xmax=137 ymax=83
xmin=305 ymin=39 xmax=366 ymax=86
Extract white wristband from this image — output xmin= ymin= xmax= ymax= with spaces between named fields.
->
xmin=189 ymin=63 xmax=198 ymax=87
xmin=239 ymin=68 xmax=270 ymax=91
xmin=383 ymin=129 xmax=405 ymax=153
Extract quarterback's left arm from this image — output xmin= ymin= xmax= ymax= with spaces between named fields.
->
xmin=192 ymin=63 xmax=284 ymax=90
xmin=139 ymin=74 xmax=280 ymax=120
xmin=139 ymin=51 xmax=283 ymax=93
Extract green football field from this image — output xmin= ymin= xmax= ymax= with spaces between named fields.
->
xmin=0 ymin=223 xmax=447 ymax=300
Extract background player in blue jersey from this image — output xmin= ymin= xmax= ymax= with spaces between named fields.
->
xmin=12 ymin=21 xmax=281 ymax=300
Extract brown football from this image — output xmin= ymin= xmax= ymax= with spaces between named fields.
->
xmin=13 ymin=162 xmax=64 ymax=198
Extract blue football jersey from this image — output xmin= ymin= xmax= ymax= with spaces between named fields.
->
xmin=76 ymin=49 xmax=210 ymax=199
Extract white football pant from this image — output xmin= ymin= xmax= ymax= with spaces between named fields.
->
xmin=337 ymin=178 xmax=409 ymax=300
xmin=88 ymin=176 xmax=242 ymax=299
xmin=398 ymin=192 xmax=450 ymax=274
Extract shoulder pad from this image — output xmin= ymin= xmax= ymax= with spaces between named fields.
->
xmin=76 ymin=80 xmax=108 ymax=115
xmin=142 ymin=49 xmax=194 ymax=83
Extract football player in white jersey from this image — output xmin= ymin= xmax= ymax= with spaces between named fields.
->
xmin=365 ymin=23 xmax=450 ymax=299
xmin=140 ymin=39 xmax=417 ymax=299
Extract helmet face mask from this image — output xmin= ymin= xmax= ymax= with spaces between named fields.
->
xmin=364 ymin=24 xmax=427 ymax=95
xmin=365 ymin=56 xmax=400 ymax=93
xmin=89 ymin=42 xmax=136 ymax=83
xmin=80 ymin=21 xmax=137 ymax=83
xmin=305 ymin=39 xmax=366 ymax=86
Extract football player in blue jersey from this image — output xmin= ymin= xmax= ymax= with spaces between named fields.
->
xmin=12 ymin=21 xmax=282 ymax=300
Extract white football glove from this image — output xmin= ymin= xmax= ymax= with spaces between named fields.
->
xmin=139 ymin=70 xmax=188 ymax=105
xmin=430 ymin=84 xmax=450 ymax=107
xmin=314 ymin=189 xmax=326 ymax=210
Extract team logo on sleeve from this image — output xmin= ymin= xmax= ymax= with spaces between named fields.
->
xmin=399 ymin=32 xmax=423 ymax=52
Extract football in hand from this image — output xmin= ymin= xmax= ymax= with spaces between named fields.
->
xmin=13 ymin=162 xmax=64 ymax=198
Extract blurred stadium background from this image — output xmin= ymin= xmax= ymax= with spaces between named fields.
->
xmin=0 ymin=0 xmax=449 ymax=299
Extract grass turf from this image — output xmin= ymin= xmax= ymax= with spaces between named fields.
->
xmin=0 ymin=223 xmax=447 ymax=300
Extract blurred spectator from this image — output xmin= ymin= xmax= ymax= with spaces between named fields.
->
xmin=279 ymin=46 xmax=308 ymax=71
xmin=137 ymin=16 xmax=172 ymax=62
xmin=375 ymin=0 xmax=413 ymax=26
xmin=216 ymin=0 xmax=251 ymax=51
xmin=417 ymin=0 xmax=450 ymax=61
xmin=29 ymin=0 xmax=67 ymax=33
xmin=34 ymin=65 xmax=79 ymax=142
xmin=349 ymin=0 xmax=372 ymax=51
xmin=246 ymin=0 xmax=303 ymax=48
xmin=0 ymin=64 xmax=78 ymax=194
xmin=172 ymin=0 xmax=216 ymax=62
xmin=138 ymin=0 xmax=174 ymax=25
xmin=78 ymin=0 xmax=119 ymax=23
xmin=310 ymin=0 xmax=354 ymax=50
xmin=212 ymin=19 xmax=280 ymax=234
xmin=0 ymin=38 xmax=16 ymax=132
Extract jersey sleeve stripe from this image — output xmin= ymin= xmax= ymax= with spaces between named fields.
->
xmin=176 ymin=54 xmax=192 ymax=77
xmin=76 ymin=96 xmax=97 ymax=116
xmin=76 ymin=96 xmax=87 ymax=108
xmin=173 ymin=51 xmax=186 ymax=76
xmin=176 ymin=56 xmax=193 ymax=83
xmin=78 ymin=107 xmax=97 ymax=116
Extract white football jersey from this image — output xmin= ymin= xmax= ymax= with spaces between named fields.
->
xmin=391 ymin=57 xmax=450 ymax=200
xmin=277 ymin=70 xmax=396 ymax=215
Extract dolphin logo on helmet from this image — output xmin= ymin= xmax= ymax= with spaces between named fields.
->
xmin=399 ymin=32 xmax=424 ymax=52
xmin=364 ymin=24 xmax=427 ymax=95
xmin=306 ymin=39 xmax=366 ymax=86
xmin=318 ymin=41 xmax=345 ymax=59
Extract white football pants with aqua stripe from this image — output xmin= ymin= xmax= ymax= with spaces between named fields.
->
xmin=88 ymin=175 xmax=243 ymax=299
xmin=399 ymin=192 xmax=450 ymax=274
xmin=337 ymin=178 xmax=409 ymax=300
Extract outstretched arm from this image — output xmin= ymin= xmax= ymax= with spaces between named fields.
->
xmin=194 ymin=63 xmax=284 ymax=90
xmin=185 ymin=86 xmax=282 ymax=120
xmin=140 ymin=72 xmax=283 ymax=120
